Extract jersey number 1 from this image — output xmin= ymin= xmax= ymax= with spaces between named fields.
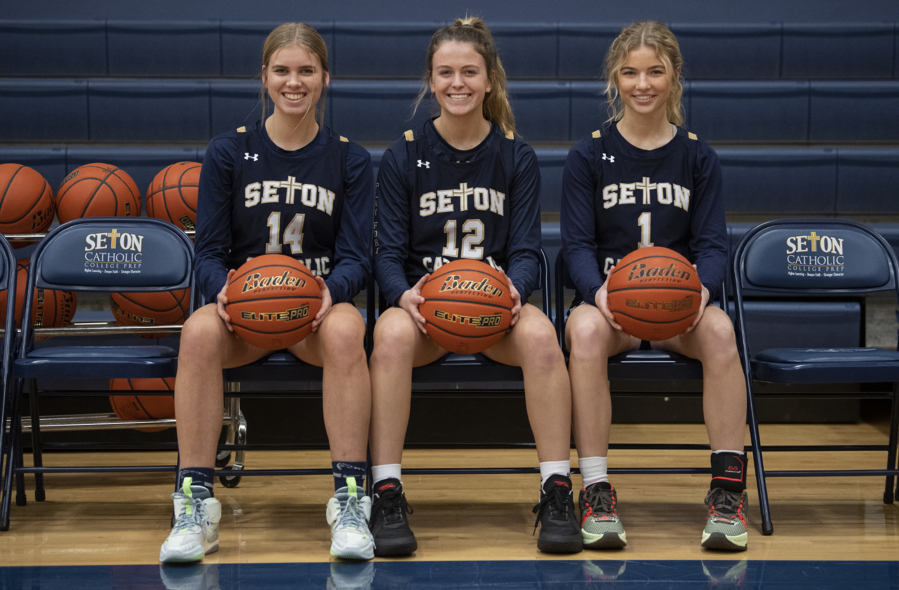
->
xmin=637 ymin=212 xmax=653 ymax=249
xmin=266 ymin=212 xmax=305 ymax=254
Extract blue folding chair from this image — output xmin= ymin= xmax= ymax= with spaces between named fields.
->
xmin=0 ymin=218 xmax=195 ymax=530
xmin=0 ymin=235 xmax=19 ymax=528
xmin=733 ymin=218 xmax=899 ymax=534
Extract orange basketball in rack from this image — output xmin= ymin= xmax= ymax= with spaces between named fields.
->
xmin=606 ymin=246 xmax=702 ymax=341
xmin=109 ymin=289 xmax=190 ymax=339
xmin=419 ymin=259 xmax=514 ymax=354
xmin=0 ymin=260 xmax=77 ymax=334
xmin=56 ymin=163 xmax=141 ymax=223
xmin=146 ymin=162 xmax=200 ymax=231
xmin=109 ymin=377 xmax=175 ymax=433
xmin=0 ymin=163 xmax=55 ymax=245
xmin=224 ymin=255 xmax=322 ymax=350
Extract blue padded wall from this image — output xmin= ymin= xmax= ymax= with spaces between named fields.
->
xmin=570 ymin=82 xmax=607 ymax=141
xmin=107 ymin=20 xmax=221 ymax=77
xmin=782 ymin=23 xmax=895 ymax=79
xmin=556 ymin=23 xmax=625 ymax=79
xmin=332 ymin=22 xmax=437 ymax=79
xmin=0 ymin=79 xmax=89 ymax=142
xmin=690 ymin=81 xmax=809 ymax=141
xmin=671 ymin=23 xmax=782 ymax=80
xmin=0 ymin=147 xmax=68 ymax=190
xmin=837 ymin=148 xmax=899 ymax=214
xmin=716 ymin=148 xmax=837 ymax=214
xmin=492 ymin=23 xmax=559 ymax=79
xmin=88 ymin=80 xmax=210 ymax=142
xmin=220 ymin=21 xmax=326 ymax=78
xmin=210 ymin=80 xmax=264 ymax=138
xmin=809 ymin=81 xmax=899 ymax=142
xmin=66 ymin=146 xmax=201 ymax=209
xmin=534 ymin=149 xmax=567 ymax=214
xmin=329 ymin=80 xmax=431 ymax=143
xmin=0 ymin=20 xmax=106 ymax=76
xmin=508 ymin=81 xmax=570 ymax=141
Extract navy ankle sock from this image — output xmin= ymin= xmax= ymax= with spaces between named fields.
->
xmin=333 ymin=461 xmax=367 ymax=491
xmin=178 ymin=467 xmax=215 ymax=497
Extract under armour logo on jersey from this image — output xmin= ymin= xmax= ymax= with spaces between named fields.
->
xmin=245 ymin=153 xmax=258 ymax=161
xmin=417 ymin=160 xmax=430 ymax=169
xmin=602 ymin=153 xmax=615 ymax=163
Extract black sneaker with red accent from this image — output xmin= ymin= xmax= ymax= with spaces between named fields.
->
xmin=369 ymin=478 xmax=417 ymax=557
xmin=532 ymin=474 xmax=583 ymax=553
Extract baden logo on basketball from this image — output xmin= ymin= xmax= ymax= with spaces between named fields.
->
xmin=438 ymin=274 xmax=505 ymax=299
xmin=240 ymin=271 xmax=308 ymax=293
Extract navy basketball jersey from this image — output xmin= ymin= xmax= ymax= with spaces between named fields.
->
xmin=588 ymin=123 xmax=720 ymax=280
xmin=228 ymin=123 xmax=348 ymax=279
xmin=401 ymin=122 xmax=515 ymax=286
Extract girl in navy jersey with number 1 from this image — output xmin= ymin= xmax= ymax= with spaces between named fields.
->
xmin=562 ymin=21 xmax=748 ymax=552
xmin=159 ymin=23 xmax=375 ymax=563
xmin=370 ymin=17 xmax=581 ymax=555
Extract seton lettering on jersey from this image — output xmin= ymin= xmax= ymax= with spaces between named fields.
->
xmin=603 ymin=178 xmax=690 ymax=212
xmin=245 ymin=176 xmax=335 ymax=216
xmin=419 ymin=182 xmax=505 ymax=217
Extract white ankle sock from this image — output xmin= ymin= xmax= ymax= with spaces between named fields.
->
xmin=372 ymin=464 xmax=402 ymax=485
xmin=539 ymin=460 xmax=571 ymax=486
xmin=578 ymin=456 xmax=608 ymax=487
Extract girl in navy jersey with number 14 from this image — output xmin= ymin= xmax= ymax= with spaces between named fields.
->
xmin=159 ymin=23 xmax=375 ymax=563
xmin=370 ymin=17 xmax=581 ymax=555
xmin=562 ymin=21 xmax=748 ymax=552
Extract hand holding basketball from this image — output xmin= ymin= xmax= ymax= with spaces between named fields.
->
xmin=310 ymin=275 xmax=331 ymax=332
xmin=216 ymin=269 xmax=237 ymax=331
xmin=400 ymin=273 xmax=429 ymax=334
xmin=497 ymin=268 xmax=520 ymax=327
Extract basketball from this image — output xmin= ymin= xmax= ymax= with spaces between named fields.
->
xmin=419 ymin=259 xmax=514 ymax=354
xmin=0 ymin=163 xmax=55 ymax=245
xmin=56 ymin=163 xmax=141 ymax=224
xmin=0 ymin=260 xmax=77 ymax=333
xmin=109 ymin=289 xmax=190 ymax=339
xmin=146 ymin=162 xmax=201 ymax=231
xmin=109 ymin=377 xmax=175 ymax=433
xmin=606 ymin=246 xmax=702 ymax=341
xmin=224 ymin=254 xmax=322 ymax=350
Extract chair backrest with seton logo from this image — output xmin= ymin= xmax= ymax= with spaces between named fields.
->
xmin=1 ymin=218 xmax=195 ymax=531
xmin=733 ymin=218 xmax=899 ymax=536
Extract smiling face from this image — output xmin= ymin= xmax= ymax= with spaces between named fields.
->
xmin=262 ymin=44 xmax=329 ymax=121
xmin=617 ymin=46 xmax=673 ymax=122
xmin=429 ymin=40 xmax=493 ymax=122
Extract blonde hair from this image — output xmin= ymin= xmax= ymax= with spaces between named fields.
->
xmin=603 ymin=21 xmax=685 ymax=127
xmin=260 ymin=23 xmax=329 ymax=126
xmin=413 ymin=17 xmax=516 ymax=136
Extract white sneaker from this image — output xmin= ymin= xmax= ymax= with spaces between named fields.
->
xmin=160 ymin=478 xmax=222 ymax=563
xmin=325 ymin=477 xmax=374 ymax=560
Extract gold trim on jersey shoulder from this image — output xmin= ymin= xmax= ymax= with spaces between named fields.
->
xmin=592 ymin=130 xmax=602 ymax=138
xmin=340 ymin=136 xmax=348 ymax=142
xmin=236 ymin=126 xmax=246 ymax=133
xmin=504 ymin=130 xmax=514 ymax=140
xmin=404 ymin=130 xmax=414 ymax=141
xmin=688 ymin=132 xmax=698 ymax=140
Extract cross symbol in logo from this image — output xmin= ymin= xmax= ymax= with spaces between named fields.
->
xmin=245 ymin=153 xmax=258 ymax=161
xmin=602 ymin=153 xmax=615 ymax=163
xmin=417 ymin=160 xmax=430 ymax=169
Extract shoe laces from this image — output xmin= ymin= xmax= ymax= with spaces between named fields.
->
xmin=705 ymin=488 xmax=745 ymax=524
xmin=583 ymin=484 xmax=617 ymax=518
xmin=532 ymin=483 xmax=572 ymax=534
xmin=171 ymin=491 xmax=208 ymax=534
xmin=374 ymin=487 xmax=413 ymax=524
xmin=335 ymin=493 xmax=368 ymax=531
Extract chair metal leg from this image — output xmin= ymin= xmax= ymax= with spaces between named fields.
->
xmin=26 ymin=379 xmax=44 ymax=502
xmin=0 ymin=381 xmax=22 ymax=530
xmin=745 ymin=377 xmax=773 ymax=535
xmin=884 ymin=381 xmax=899 ymax=504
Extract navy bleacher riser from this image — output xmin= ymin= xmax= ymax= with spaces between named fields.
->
xmin=3 ymin=79 xmax=899 ymax=143
xmin=1 ymin=20 xmax=897 ymax=80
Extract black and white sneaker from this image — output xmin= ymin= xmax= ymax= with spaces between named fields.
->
xmin=369 ymin=478 xmax=417 ymax=557
xmin=532 ymin=474 xmax=583 ymax=553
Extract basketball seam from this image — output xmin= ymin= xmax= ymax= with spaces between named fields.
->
xmin=426 ymin=322 xmax=508 ymax=339
xmin=422 ymin=298 xmax=512 ymax=311
xmin=608 ymin=286 xmax=701 ymax=294
xmin=615 ymin=311 xmax=697 ymax=325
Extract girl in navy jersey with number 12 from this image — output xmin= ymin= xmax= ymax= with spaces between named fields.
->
xmin=159 ymin=23 xmax=375 ymax=563
xmin=562 ymin=21 xmax=748 ymax=552
xmin=370 ymin=17 xmax=581 ymax=556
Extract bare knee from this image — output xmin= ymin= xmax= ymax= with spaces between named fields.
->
xmin=317 ymin=310 xmax=367 ymax=363
xmin=517 ymin=317 xmax=566 ymax=371
xmin=371 ymin=312 xmax=419 ymax=367
xmin=179 ymin=308 xmax=229 ymax=366
xmin=567 ymin=312 xmax=617 ymax=361
xmin=697 ymin=312 xmax=740 ymax=364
